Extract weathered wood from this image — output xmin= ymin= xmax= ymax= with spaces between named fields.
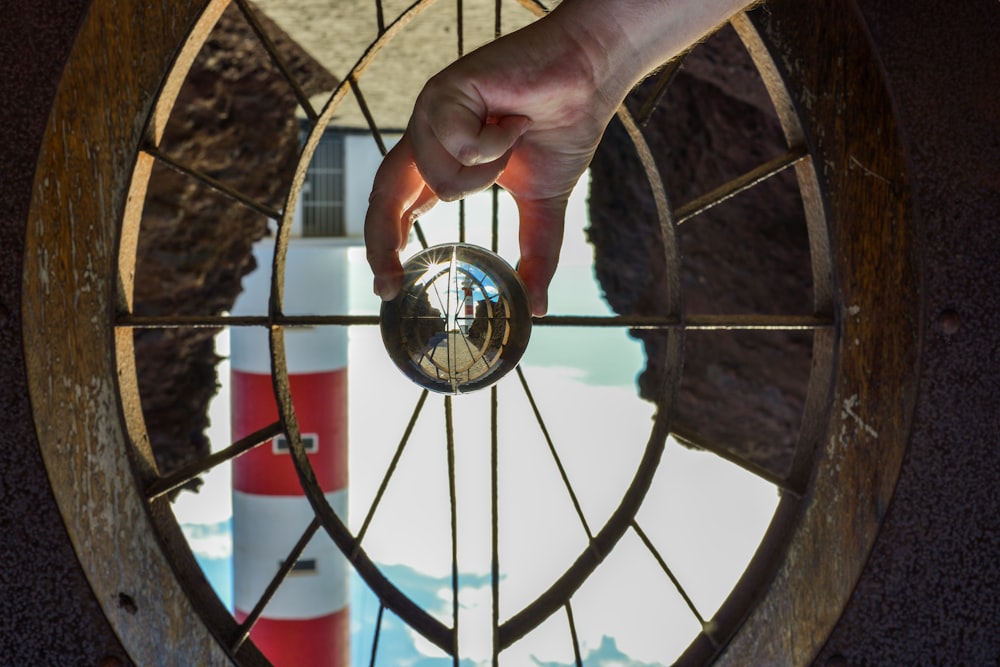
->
xmin=709 ymin=2 xmax=919 ymax=664
xmin=22 ymin=0 xmax=251 ymax=664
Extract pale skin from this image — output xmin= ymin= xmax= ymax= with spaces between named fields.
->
xmin=365 ymin=0 xmax=755 ymax=316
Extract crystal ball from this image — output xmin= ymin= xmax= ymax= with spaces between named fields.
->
xmin=380 ymin=243 xmax=532 ymax=394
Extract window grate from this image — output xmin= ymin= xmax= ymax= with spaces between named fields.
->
xmin=301 ymin=130 xmax=345 ymax=237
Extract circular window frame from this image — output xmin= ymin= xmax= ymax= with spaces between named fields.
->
xmin=22 ymin=0 xmax=919 ymax=665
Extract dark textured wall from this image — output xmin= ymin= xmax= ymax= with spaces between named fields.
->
xmin=0 ymin=1 xmax=129 ymax=664
xmin=0 ymin=0 xmax=997 ymax=665
xmin=815 ymin=0 xmax=1000 ymax=664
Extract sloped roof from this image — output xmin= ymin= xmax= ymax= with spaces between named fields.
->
xmin=252 ymin=0 xmax=540 ymax=130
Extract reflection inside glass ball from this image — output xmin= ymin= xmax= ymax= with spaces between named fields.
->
xmin=380 ymin=243 xmax=532 ymax=394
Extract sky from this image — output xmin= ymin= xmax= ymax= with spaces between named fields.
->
xmin=171 ymin=179 xmax=780 ymax=666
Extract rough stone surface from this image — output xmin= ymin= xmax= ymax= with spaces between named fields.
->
xmin=588 ymin=24 xmax=812 ymax=475
xmin=133 ymin=4 xmax=335 ymax=486
xmin=0 ymin=2 xmax=132 ymax=664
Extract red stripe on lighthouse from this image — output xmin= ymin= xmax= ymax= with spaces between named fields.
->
xmin=232 ymin=369 xmax=348 ymax=495
xmin=234 ymin=608 xmax=350 ymax=667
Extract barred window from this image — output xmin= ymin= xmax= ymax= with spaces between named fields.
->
xmin=301 ymin=130 xmax=345 ymax=237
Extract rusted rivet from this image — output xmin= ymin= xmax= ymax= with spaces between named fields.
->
xmin=938 ymin=308 xmax=961 ymax=335
xmin=117 ymin=592 xmax=138 ymax=615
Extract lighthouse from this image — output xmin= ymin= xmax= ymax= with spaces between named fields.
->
xmin=230 ymin=238 xmax=351 ymax=666
xmin=228 ymin=128 xmax=383 ymax=666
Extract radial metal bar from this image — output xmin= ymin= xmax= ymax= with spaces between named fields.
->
xmin=534 ymin=313 xmax=831 ymax=330
xmin=566 ymin=602 xmax=583 ymax=667
xmin=635 ymin=55 xmax=686 ymax=127
xmin=369 ymin=604 xmax=385 ymax=667
xmin=118 ymin=313 xmax=381 ymax=328
xmin=674 ymin=145 xmax=809 ymax=225
xmin=230 ymin=517 xmax=322 ymax=653
xmin=445 ymin=396 xmax=461 ymax=662
xmin=146 ymin=421 xmax=283 ymax=500
xmin=685 ymin=313 xmax=831 ymax=330
xmin=459 ymin=197 xmax=466 ymax=243
xmin=234 ymin=0 xmax=318 ymax=121
xmin=143 ymin=146 xmax=281 ymax=220
xmin=671 ymin=422 xmax=804 ymax=496
xmin=349 ymin=77 xmax=389 ymax=157
xmin=631 ymin=520 xmax=712 ymax=635
xmin=456 ymin=0 xmax=464 ymax=57
xmin=353 ymin=390 xmax=430 ymax=554
xmin=516 ymin=367 xmax=595 ymax=543
xmin=490 ymin=385 xmax=500 ymax=667
xmin=491 ymin=184 xmax=500 ymax=253
xmin=375 ymin=0 xmax=386 ymax=34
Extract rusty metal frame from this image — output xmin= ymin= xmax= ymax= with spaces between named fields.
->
xmin=21 ymin=0 xmax=918 ymax=664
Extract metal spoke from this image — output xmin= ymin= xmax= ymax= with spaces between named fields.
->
xmin=670 ymin=421 xmax=805 ymax=496
xmin=534 ymin=313 xmax=831 ymax=331
xmin=117 ymin=313 xmax=381 ymax=329
xmin=635 ymin=55 xmax=686 ymax=128
xmin=456 ymin=0 xmax=464 ymax=57
xmin=143 ymin=146 xmax=281 ymax=220
xmin=234 ymin=0 xmax=319 ymax=122
xmin=230 ymin=517 xmax=322 ymax=653
xmin=146 ymin=421 xmax=282 ymax=500
xmin=445 ymin=396 xmax=460 ymax=662
xmin=491 ymin=184 xmax=500 ymax=253
xmin=674 ymin=145 xmax=809 ymax=224
xmin=631 ymin=519 xmax=714 ymax=641
xmin=369 ymin=603 xmax=385 ymax=667
xmin=374 ymin=0 xmax=386 ymax=35
xmin=566 ymin=602 xmax=583 ymax=667
xmin=516 ymin=367 xmax=595 ymax=544
xmin=349 ymin=77 xmax=389 ymax=157
xmin=353 ymin=390 xmax=430 ymax=555
xmin=459 ymin=198 xmax=466 ymax=243
xmin=490 ymin=385 xmax=500 ymax=667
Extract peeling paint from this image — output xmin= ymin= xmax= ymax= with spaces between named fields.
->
xmin=842 ymin=394 xmax=879 ymax=439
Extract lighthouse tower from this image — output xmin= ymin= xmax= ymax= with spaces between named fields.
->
xmin=230 ymin=238 xmax=350 ymax=667
xmin=228 ymin=128 xmax=381 ymax=666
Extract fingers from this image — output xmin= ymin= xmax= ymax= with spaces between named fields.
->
xmin=411 ymin=107 xmax=531 ymax=200
xmin=516 ymin=197 xmax=567 ymax=317
xmin=365 ymin=135 xmax=438 ymax=301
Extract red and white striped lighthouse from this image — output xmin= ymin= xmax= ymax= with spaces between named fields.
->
xmin=230 ymin=238 xmax=351 ymax=667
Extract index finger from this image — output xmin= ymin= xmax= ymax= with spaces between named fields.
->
xmin=364 ymin=135 xmax=437 ymax=300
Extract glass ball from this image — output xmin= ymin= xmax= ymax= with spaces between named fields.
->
xmin=380 ymin=243 xmax=533 ymax=394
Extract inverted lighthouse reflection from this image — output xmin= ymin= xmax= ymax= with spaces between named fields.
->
xmin=380 ymin=243 xmax=533 ymax=395
xmin=230 ymin=238 xmax=351 ymax=667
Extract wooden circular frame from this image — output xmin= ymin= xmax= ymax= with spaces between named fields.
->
xmin=23 ymin=0 xmax=918 ymax=665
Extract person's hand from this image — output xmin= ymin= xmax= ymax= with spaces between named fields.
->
xmin=365 ymin=14 xmax=615 ymax=316
xmin=365 ymin=0 xmax=755 ymax=316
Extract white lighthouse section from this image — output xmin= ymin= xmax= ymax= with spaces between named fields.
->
xmin=230 ymin=240 xmax=349 ymax=374
xmin=232 ymin=491 xmax=349 ymax=618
